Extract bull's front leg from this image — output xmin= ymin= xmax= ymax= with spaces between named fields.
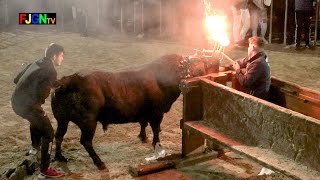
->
xmin=138 ymin=121 xmax=148 ymax=143
xmin=150 ymin=114 xmax=164 ymax=147
xmin=79 ymin=122 xmax=107 ymax=170
xmin=54 ymin=120 xmax=69 ymax=162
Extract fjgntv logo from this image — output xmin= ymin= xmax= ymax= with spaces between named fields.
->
xmin=19 ymin=13 xmax=56 ymax=25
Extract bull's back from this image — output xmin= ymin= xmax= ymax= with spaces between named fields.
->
xmin=52 ymin=54 xmax=183 ymax=124
xmin=98 ymin=70 xmax=161 ymax=123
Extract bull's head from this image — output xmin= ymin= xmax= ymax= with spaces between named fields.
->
xmin=179 ymin=52 xmax=221 ymax=79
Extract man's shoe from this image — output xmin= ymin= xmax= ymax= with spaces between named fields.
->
xmin=39 ymin=167 xmax=64 ymax=178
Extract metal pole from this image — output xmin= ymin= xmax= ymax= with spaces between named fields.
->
xmin=142 ymin=0 xmax=144 ymax=34
xmin=61 ymin=0 xmax=64 ymax=31
xmin=268 ymin=0 xmax=273 ymax=43
xmin=283 ymin=0 xmax=288 ymax=45
xmin=5 ymin=0 xmax=8 ymax=25
xmin=160 ymin=0 xmax=162 ymax=35
xmin=172 ymin=0 xmax=175 ymax=35
xmin=97 ymin=0 xmax=100 ymax=25
xmin=314 ymin=1 xmax=319 ymax=46
xmin=171 ymin=1 xmax=173 ymax=36
xmin=134 ymin=0 xmax=136 ymax=33
xmin=120 ymin=1 xmax=123 ymax=33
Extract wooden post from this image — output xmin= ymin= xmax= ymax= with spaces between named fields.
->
xmin=180 ymin=79 xmax=205 ymax=157
xmin=314 ymin=1 xmax=319 ymax=46
xmin=268 ymin=0 xmax=273 ymax=43
xmin=133 ymin=0 xmax=136 ymax=33
xmin=283 ymin=0 xmax=288 ymax=45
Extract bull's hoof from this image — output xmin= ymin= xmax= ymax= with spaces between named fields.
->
xmin=99 ymin=168 xmax=110 ymax=180
xmin=97 ymin=162 xmax=107 ymax=170
xmin=54 ymin=154 xmax=68 ymax=162
xmin=152 ymin=142 xmax=161 ymax=149
xmin=138 ymin=134 xmax=148 ymax=143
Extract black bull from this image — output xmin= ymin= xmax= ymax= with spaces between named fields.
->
xmin=51 ymin=54 xmax=210 ymax=170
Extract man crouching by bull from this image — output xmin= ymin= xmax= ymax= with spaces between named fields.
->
xmin=11 ymin=43 xmax=65 ymax=178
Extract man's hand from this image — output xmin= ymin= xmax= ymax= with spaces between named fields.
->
xmin=52 ymin=80 xmax=62 ymax=89
xmin=232 ymin=62 xmax=240 ymax=71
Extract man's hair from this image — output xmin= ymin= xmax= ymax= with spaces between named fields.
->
xmin=248 ymin=36 xmax=265 ymax=49
xmin=45 ymin=43 xmax=64 ymax=59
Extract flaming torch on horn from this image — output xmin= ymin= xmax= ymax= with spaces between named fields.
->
xmin=183 ymin=0 xmax=236 ymax=78
xmin=194 ymin=0 xmax=235 ymax=64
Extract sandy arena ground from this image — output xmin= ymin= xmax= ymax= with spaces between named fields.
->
xmin=0 ymin=30 xmax=319 ymax=179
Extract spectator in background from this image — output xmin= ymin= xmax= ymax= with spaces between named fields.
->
xmin=72 ymin=0 xmax=88 ymax=37
xmin=250 ymin=0 xmax=270 ymax=44
xmin=231 ymin=0 xmax=251 ymax=47
xmin=295 ymin=0 xmax=314 ymax=50
xmin=285 ymin=0 xmax=296 ymax=47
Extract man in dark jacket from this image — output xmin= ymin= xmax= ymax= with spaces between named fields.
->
xmin=11 ymin=43 xmax=65 ymax=178
xmin=295 ymin=0 xmax=315 ymax=50
xmin=232 ymin=36 xmax=271 ymax=99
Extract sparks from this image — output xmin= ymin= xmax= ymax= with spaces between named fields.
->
xmin=203 ymin=0 xmax=230 ymax=47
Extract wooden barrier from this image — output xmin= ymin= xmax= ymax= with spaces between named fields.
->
xmin=180 ymin=72 xmax=320 ymax=179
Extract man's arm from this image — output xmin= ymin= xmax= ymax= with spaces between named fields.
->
xmin=236 ymin=57 xmax=248 ymax=68
xmin=235 ymin=60 xmax=263 ymax=87
xmin=37 ymin=70 xmax=57 ymax=104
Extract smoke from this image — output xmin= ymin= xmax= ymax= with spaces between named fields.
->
xmin=2 ymin=0 xmax=233 ymax=48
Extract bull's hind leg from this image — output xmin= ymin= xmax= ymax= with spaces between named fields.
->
xmin=150 ymin=114 xmax=164 ymax=147
xmin=79 ymin=121 xmax=107 ymax=170
xmin=138 ymin=121 xmax=148 ymax=143
xmin=54 ymin=120 xmax=69 ymax=162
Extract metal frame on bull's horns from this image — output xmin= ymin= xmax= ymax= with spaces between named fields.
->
xmin=192 ymin=40 xmax=227 ymax=61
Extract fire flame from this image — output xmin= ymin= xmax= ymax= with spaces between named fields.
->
xmin=203 ymin=0 xmax=230 ymax=47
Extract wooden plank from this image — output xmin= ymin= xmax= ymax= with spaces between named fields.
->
xmin=182 ymin=126 xmax=205 ymax=157
xmin=270 ymin=77 xmax=320 ymax=120
xmin=282 ymin=93 xmax=320 ymax=120
xmin=180 ymin=79 xmax=203 ymax=121
xmin=271 ymin=77 xmax=320 ymax=103
xmin=205 ymin=72 xmax=231 ymax=86
xmin=184 ymin=121 xmax=320 ymax=180
xmin=129 ymin=160 xmax=176 ymax=177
